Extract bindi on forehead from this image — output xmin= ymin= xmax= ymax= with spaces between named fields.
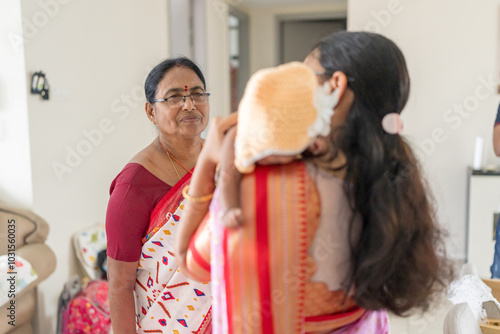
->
xmin=185 ymin=86 xmax=188 ymax=92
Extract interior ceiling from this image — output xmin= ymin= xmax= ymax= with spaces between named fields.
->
xmin=241 ymin=0 xmax=344 ymax=8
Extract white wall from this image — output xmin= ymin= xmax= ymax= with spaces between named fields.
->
xmin=19 ymin=0 xmax=169 ymax=332
xmin=204 ymin=0 xmax=231 ymax=117
xmin=0 ymin=1 xmax=33 ymax=208
xmin=169 ymin=0 xmax=192 ymax=57
xmin=349 ymin=0 xmax=500 ymax=259
xmin=246 ymin=2 xmax=348 ymax=73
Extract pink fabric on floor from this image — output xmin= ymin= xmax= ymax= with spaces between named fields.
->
xmin=331 ymin=309 xmax=389 ymax=334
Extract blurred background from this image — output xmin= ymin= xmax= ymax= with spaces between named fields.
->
xmin=1 ymin=0 xmax=500 ymax=332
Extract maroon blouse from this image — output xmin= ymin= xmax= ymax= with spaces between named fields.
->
xmin=105 ymin=163 xmax=172 ymax=262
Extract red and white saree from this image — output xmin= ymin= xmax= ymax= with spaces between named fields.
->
xmin=135 ymin=172 xmax=212 ymax=334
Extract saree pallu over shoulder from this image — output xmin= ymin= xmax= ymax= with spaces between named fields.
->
xmin=208 ymin=161 xmax=367 ymax=333
xmin=142 ymin=170 xmax=191 ymax=244
xmin=135 ymin=171 xmax=212 ymax=334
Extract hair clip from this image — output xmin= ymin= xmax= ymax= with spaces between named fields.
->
xmin=382 ymin=113 xmax=404 ymax=135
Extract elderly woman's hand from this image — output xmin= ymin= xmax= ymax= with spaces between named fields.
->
xmin=200 ymin=113 xmax=238 ymax=165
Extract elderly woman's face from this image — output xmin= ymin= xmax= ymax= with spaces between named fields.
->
xmin=152 ymin=66 xmax=210 ymax=138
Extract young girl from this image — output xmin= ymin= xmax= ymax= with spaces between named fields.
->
xmin=176 ymin=31 xmax=451 ymax=333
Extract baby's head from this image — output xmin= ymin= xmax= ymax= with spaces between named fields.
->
xmin=234 ymin=62 xmax=332 ymax=173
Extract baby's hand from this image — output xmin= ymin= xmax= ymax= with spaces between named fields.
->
xmin=221 ymin=207 xmax=244 ymax=228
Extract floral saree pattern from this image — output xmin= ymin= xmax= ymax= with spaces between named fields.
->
xmin=134 ymin=172 xmax=212 ymax=334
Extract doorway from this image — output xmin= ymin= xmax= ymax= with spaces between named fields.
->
xmin=278 ymin=15 xmax=347 ymax=64
xmin=228 ymin=6 xmax=250 ymax=112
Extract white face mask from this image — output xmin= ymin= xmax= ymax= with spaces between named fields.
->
xmin=308 ymin=82 xmax=341 ymax=137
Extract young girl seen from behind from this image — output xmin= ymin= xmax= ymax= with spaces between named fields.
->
xmin=176 ymin=32 xmax=452 ymax=334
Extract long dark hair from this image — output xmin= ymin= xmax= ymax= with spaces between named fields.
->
xmin=144 ymin=57 xmax=206 ymax=104
xmin=315 ymin=31 xmax=451 ymax=316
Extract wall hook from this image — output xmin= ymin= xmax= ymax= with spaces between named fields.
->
xmin=31 ymin=71 xmax=50 ymax=100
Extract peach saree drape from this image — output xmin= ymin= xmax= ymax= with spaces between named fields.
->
xmin=186 ymin=161 xmax=379 ymax=333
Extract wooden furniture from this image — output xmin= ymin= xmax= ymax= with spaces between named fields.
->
xmin=0 ymin=204 xmax=56 ymax=334
xmin=467 ymin=168 xmax=500 ymax=278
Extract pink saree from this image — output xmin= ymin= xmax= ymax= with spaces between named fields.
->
xmin=134 ymin=171 xmax=212 ymax=334
xmin=186 ymin=161 xmax=389 ymax=333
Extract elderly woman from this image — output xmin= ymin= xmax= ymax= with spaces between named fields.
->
xmin=106 ymin=57 xmax=212 ymax=334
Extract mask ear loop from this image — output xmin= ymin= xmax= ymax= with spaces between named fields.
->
xmin=309 ymin=82 xmax=341 ymax=138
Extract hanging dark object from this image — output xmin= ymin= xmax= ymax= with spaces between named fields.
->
xmin=31 ymin=71 xmax=49 ymax=100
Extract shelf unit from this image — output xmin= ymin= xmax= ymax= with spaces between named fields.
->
xmin=466 ymin=168 xmax=500 ymax=278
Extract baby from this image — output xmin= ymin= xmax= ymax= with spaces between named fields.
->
xmin=215 ymin=61 xmax=337 ymax=227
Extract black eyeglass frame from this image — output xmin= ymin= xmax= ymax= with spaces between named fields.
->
xmin=315 ymin=71 xmax=332 ymax=76
xmin=153 ymin=93 xmax=211 ymax=105
xmin=315 ymin=71 xmax=354 ymax=84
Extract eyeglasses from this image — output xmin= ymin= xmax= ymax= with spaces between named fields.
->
xmin=315 ymin=71 xmax=354 ymax=83
xmin=154 ymin=93 xmax=211 ymax=107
